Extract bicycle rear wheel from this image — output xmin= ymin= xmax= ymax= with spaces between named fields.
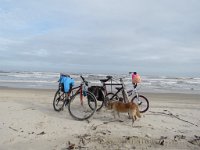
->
xmin=68 ymin=91 xmax=97 ymax=121
xmin=131 ymin=95 xmax=149 ymax=113
xmin=53 ymin=89 xmax=66 ymax=111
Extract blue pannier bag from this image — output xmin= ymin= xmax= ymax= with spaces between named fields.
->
xmin=59 ymin=74 xmax=74 ymax=93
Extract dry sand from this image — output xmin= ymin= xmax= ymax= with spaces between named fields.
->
xmin=0 ymin=88 xmax=200 ymax=150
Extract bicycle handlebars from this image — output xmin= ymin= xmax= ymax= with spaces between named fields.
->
xmin=80 ymin=75 xmax=85 ymax=82
xmin=80 ymin=75 xmax=88 ymax=86
xmin=106 ymin=76 xmax=112 ymax=79
xmin=129 ymin=72 xmax=137 ymax=75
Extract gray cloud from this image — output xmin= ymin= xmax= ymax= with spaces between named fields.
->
xmin=0 ymin=0 xmax=200 ymax=76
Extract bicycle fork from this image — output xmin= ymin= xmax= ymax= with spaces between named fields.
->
xmin=80 ymin=85 xmax=87 ymax=106
xmin=134 ymin=88 xmax=142 ymax=105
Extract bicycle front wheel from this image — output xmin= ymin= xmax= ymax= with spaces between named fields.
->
xmin=68 ymin=91 xmax=97 ymax=121
xmin=105 ymin=92 xmax=119 ymax=101
xmin=131 ymin=95 xmax=149 ymax=113
xmin=53 ymin=89 xmax=66 ymax=111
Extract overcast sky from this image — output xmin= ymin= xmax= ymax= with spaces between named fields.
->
xmin=0 ymin=0 xmax=200 ymax=76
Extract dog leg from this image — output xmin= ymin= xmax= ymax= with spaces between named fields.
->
xmin=117 ymin=112 xmax=120 ymax=118
xmin=128 ymin=110 xmax=135 ymax=127
xmin=128 ymin=112 xmax=131 ymax=119
xmin=132 ymin=116 xmax=135 ymax=127
xmin=112 ymin=111 xmax=116 ymax=119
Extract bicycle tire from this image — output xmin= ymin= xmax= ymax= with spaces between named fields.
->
xmin=68 ymin=91 xmax=97 ymax=121
xmin=131 ymin=95 xmax=149 ymax=113
xmin=105 ymin=92 xmax=119 ymax=101
xmin=105 ymin=92 xmax=119 ymax=102
xmin=53 ymin=89 xmax=65 ymax=111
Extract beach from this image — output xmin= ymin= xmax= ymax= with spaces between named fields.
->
xmin=0 ymin=87 xmax=200 ymax=150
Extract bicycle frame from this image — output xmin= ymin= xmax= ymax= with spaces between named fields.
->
xmin=127 ymin=84 xmax=140 ymax=101
xmin=107 ymin=78 xmax=138 ymax=103
xmin=100 ymin=76 xmax=123 ymax=98
xmin=104 ymin=83 xmax=122 ymax=93
xmin=108 ymin=85 xmax=123 ymax=100
xmin=68 ymin=82 xmax=88 ymax=106
xmin=101 ymin=76 xmax=129 ymax=102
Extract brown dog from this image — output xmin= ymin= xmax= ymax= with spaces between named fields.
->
xmin=107 ymin=101 xmax=141 ymax=126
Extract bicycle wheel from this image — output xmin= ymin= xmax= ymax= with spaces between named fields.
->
xmin=105 ymin=93 xmax=119 ymax=101
xmin=53 ymin=89 xmax=66 ymax=111
xmin=131 ymin=95 xmax=149 ymax=113
xmin=104 ymin=93 xmax=120 ymax=106
xmin=68 ymin=91 xmax=97 ymax=121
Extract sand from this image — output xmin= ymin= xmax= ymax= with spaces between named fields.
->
xmin=0 ymin=87 xmax=200 ymax=150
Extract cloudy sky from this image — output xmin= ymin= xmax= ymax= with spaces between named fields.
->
xmin=0 ymin=0 xmax=200 ymax=76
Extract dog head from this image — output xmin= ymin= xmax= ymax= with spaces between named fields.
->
xmin=106 ymin=101 xmax=113 ymax=110
xmin=104 ymin=97 xmax=110 ymax=107
xmin=106 ymin=100 xmax=117 ymax=110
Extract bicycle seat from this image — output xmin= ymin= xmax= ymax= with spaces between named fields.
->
xmin=100 ymin=76 xmax=112 ymax=83
xmin=100 ymin=79 xmax=109 ymax=83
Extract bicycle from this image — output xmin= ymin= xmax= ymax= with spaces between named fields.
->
xmin=53 ymin=74 xmax=97 ymax=120
xmin=128 ymin=83 xmax=149 ymax=113
xmin=88 ymin=75 xmax=122 ymax=111
xmin=53 ymin=73 xmax=71 ymax=112
xmin=104 ymin=76 xmax=129 ymax=103
xmin=104 ymin=73 xmax=149 ymax=113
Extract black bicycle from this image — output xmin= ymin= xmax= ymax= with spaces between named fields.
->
xmin=88 ymin=75 xmax=121 ymax=111
xmin=104 ymin=75 xmax=149 ymax=113
xmin=53 ymin=74 xmax=97 ymax=120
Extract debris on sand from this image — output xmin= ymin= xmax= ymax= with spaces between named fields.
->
xmin=174 ymin=135 xmax=186 ymax=141
xmin=158 ymin=136 xmax=167 ymax=146
xmin=9 ymin=126 xmax=18 ymax=132
xmin=188 ymin=135 xmax=200 ymax=147
xmin=37 ymin=131 xmax=46 ymax=135
xmin=66 ymin=141 xmax=75 ymax=150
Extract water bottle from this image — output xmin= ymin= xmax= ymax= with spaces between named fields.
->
xmin=83 ymin=86 xmax=87 ymax=96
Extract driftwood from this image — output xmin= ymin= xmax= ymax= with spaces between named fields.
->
xmin=9 ymin=126 xmax=18 ymax=132
xmin=148 ymin=110 xmax=198 ymax=127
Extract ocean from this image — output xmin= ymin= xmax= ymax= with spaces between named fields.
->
xmin=0 ymin=71 xmax=200 ymax=94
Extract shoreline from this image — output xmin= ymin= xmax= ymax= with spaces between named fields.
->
xmin=0 ymin=86 xmax=200 ymax=98
xmin=0 ymin=87 xmax=200 ymax=149
xmin=1 ymin=86 xmax=200 ymax=95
